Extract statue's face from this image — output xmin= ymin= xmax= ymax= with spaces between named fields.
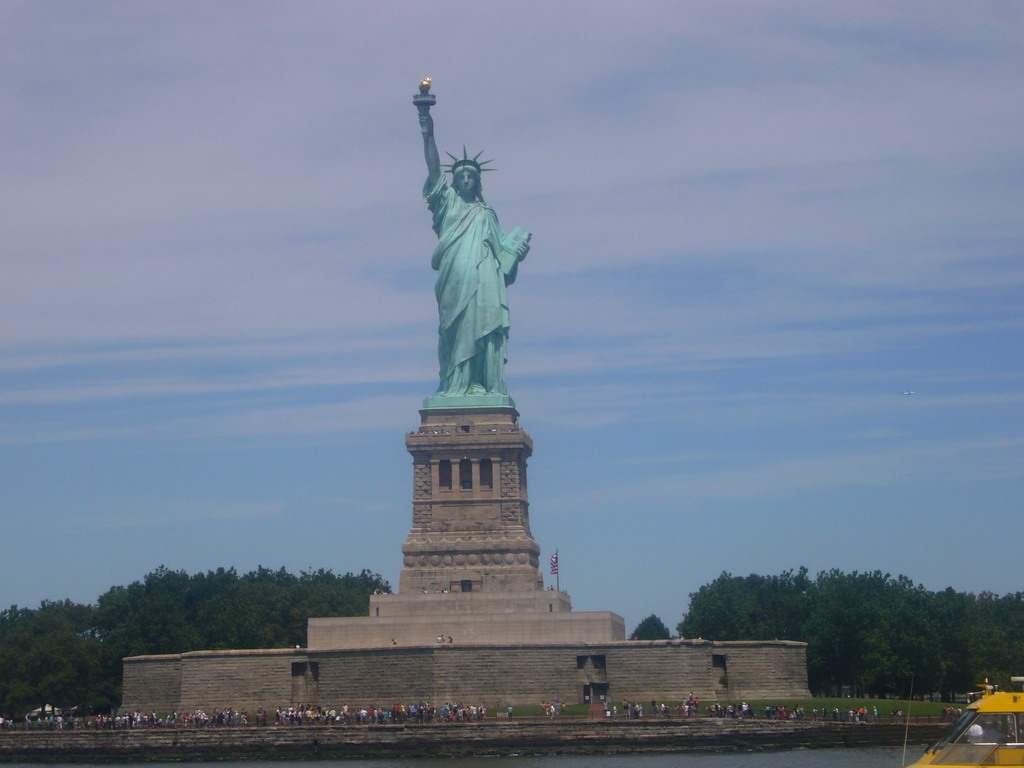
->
xmin=453 ymin=168 xmax=480 ymax=199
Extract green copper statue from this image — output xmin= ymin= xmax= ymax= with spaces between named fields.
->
xmin=415 ymin=79 xmax=531 ymax=407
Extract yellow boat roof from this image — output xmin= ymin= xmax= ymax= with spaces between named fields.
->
xmin=969 ymin=689 xmax=1024 ymax=713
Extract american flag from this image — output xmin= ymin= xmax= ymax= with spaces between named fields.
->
xmin=550 ymin=551 xmax=559 ymax=575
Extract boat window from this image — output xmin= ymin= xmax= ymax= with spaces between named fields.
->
xmin=930 ymin=709 xmax=979 ymax=752
xmin=926 ymin=710 xmax=1024 ymax=765
xmin=929 ymin=743 xmax=999 ymax=765
xmin=954 ymin=713 xmax=1018 ymax=745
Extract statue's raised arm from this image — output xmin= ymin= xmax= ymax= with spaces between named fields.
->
xmin=415 ymin=78 xmax=441 ymax=187
xmin=413 ymin=80 xmax=532 ymax=408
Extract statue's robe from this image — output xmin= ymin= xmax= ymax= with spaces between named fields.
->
xmin=424 ymin=175 xmax=524 ymax=396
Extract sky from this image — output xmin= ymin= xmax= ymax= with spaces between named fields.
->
xmin=1 ymin=1 xmax=1022 ymax=635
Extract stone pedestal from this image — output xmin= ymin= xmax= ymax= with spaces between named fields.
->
xmin=307 ymin=589 xmax=626 ymax=649
xmin=305 ymin=405 xmax=626 ymax=649
xmin=401 ymin=407 xmax=542 ymax=595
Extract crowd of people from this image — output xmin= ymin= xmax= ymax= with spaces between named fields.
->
xmin=1 ymin=702 xmax=492 ymax=730
xmin=1 ymin=698 xmax=923 ymax=730
xmin=408 ymin=426 xmax=520 ymax=436
xmin=706 ymin=702 xmax=892 ymax=722
xmin=942 ymin=706 xmax=964 ymax=722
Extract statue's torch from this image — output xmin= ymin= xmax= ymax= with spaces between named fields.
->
xmin=413 ymin=77 xmax=436 ymax=114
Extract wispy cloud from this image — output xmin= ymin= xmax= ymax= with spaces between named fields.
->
xmin=1 ymin=1 xmax=1021 ymax=621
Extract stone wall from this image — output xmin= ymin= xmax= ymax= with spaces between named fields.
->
xmin=0 ymin=721 xmax=947 ymax=762
xmin=602 ymin=643 xmax=716 ymax=703
xmin=707 ymin=641 xmax=811 ymax=700
xmin=123 ymin=650 xmax=298 ymax=714
xmin=307 ymin=601 xmax=625 ymax=649
xmin=121 ymin=655 xmax=181 ymax=714
xmin=318 ymin=647 xmax=435 ymax=704
xmin=427 ymin=646 xmax=582 ymax=705
xmin=178 ymin=650 xmax=296 ymax=712
xmin=121 ymin=640 xmax=809 ymax=714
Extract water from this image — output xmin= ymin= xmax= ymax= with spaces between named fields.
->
xmin=2 ymin=748 xmax=916 ymax=767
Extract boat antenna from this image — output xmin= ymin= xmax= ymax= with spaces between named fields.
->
xmin=901 ymin=676 xmax=914 ymax=767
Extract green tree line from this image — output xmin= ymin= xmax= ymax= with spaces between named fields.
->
xmin=0 ymin=566 xmax=389 ymax=718
xmin=677 ymin=567 xmax=1024 ymax=699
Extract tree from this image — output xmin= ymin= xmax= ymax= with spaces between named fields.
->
xmin=631 ymin=614 xmax=671 ymax=640
xmin=675 ymin=566 xmax=1018 ymax=699
xmin=0 ymin=601 xmax=108 ymax=716
xmin=678 ymin=568 xmax=811 ymax=641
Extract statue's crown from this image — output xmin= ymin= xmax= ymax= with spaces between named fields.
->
xmin=444 ymin=147 xmax=495 ymax=175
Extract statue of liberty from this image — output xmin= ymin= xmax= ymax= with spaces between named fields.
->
xmin=415 ymin=80 xmax=531 ymax=405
